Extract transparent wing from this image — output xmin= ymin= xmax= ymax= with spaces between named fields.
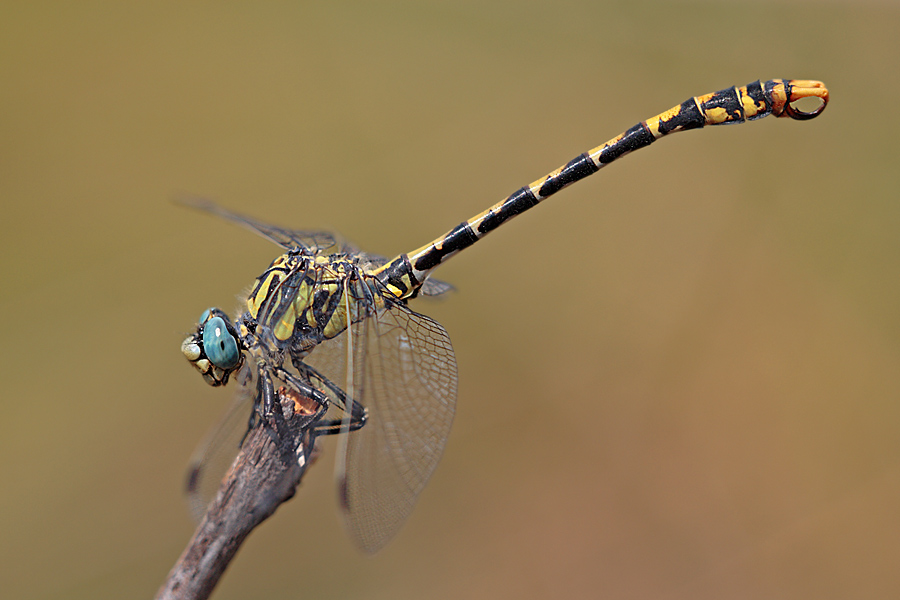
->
xmin=419 ymin=277 xmax=454 ymax=297
xmin=184 ymin=363 xmax=256 ymax=520
xmin=177 ymin=195 xmax=352 ymax=254
xmin=330 ymin=290 xmax=457 ymax=553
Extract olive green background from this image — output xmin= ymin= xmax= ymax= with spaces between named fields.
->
xmin=3 ymin=1 xmax=899 ymax=598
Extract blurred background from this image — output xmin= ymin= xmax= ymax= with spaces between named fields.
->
xmin=2 ymin=1 xmax=899 ymax=598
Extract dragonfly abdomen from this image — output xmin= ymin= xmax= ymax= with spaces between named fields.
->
xmin=373 ymin=79 xmax=827 ymax=300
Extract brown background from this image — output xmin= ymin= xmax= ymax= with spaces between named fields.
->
xmin=2 ymin=1 xmax=899 ymax=598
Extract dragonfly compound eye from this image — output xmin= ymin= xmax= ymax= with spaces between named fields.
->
xmin=202 ymin=316 xmax=241 ymax=370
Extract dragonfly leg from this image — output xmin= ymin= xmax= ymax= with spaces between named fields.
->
xmin=271 ymin=366 xmax=332 ymax=415
xmin=272 ymin=365 xmax=366 ymax=435
xmin=247 ymin=365 xmax=336 ymax=453
xmin=255 ymin=366 xmax=292 ymax=447
xmin=289 ymin=360 xmax=368 ymax=436
xmin=289 ymin=358 xmax=348 ymax=407
xmin=309 ymin=398 xmax=367 ymax=437
xmin=257 ymin=364 xmax=277 ymax=415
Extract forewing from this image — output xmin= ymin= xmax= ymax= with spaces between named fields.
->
xmin=337 ymin=295 xmax=457 ymax=553
xmin=177 ymin=196 xmax=350 ymax=254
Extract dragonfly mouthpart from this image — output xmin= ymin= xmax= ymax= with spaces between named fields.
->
xmin=182 ymin=307 xmax=245 ymax=387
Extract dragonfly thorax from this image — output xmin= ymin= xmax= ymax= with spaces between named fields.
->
xmin=243 ymin=252 xmax=385 ymax=356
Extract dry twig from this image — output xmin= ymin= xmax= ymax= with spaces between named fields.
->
xmin=156 ymin=397 xmax=318 ymax=600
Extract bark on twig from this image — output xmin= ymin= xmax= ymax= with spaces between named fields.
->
xmin=156 ymin=400 xmax=317 ymax=600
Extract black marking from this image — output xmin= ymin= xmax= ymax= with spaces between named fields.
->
xmin=316 ymin=286 xmax=344 ymax=331
xmin=744 ymin=80 xmax=770 ymax=121
xmin=264 ymin=267 xmax=306 ymax=331
xmin=248 ymin=263 xmax=285 ymax=307
xmin=249 ymin=255 xmax=297 ymax=316
xmin=248 ymin=277 xmax=267 ymax=307
xmin=377 ymin=254 xmax=418 ymax=297
xmin=414 ymin=222 xmax=477 ymax=271
xmin=538 ymin=153 xmax=599 ymax=197
xmin=598 ymin=123 xmax=655 ymax=164
xmin=477 ymin=186 xmax=539 ymax=235
xmin=658 ymin=99 xmax=705 ymax=135
xmin=700 ymin=85 xmax=744 ymax=124
xmin=311 ymin=287 xmax=331 ymax=314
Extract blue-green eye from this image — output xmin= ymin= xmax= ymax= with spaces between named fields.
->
xmin=199 ymin=308 xmax=212 ymax=324
xmin=202 ymin=316 xmax=240 ymax=369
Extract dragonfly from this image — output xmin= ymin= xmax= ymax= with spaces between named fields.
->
xmin=181 ymin=78 xmax=828 ymax=553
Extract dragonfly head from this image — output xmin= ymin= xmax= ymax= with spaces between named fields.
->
xmin=181 ymin=308 xmax=244 ymax=387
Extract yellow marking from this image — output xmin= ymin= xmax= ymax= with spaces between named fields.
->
xmin=704 ymin=106 xmax=729 ymax=124
xmin=401 ymin=274 xmax=414 ymax=295
xmin=586 ymin=131 xmax=626 ymax=166
xmin=769 ymin=80 xmax=789 ymax=115
xmin=323 ymin=300 xmax=348 ymax=339
xmin=740 ymin=87 xmax=763 ymax=119
xmin=386 ymin=283 xmax=404 ymax=298
xmin=527 ymin=180 xmax=545 ymax=200
xmin=305 ymin=306 xmax=318 ymax=328
xmin=645 ymin=104 xmax=684 ymax=138
xmin=381 ymin=271 xmax=414 ymax=300
xmin=299 ymin=279 xmax=313 ymax=302
xmin=287 ymin=279 xmax=313 ymax=328
xmin=273 ymin=300 xmax=298 ymax=341
xmin=530 ymin=166 xmax=560 ymax=195
xmin=248 ymin=271 xmax=279 ymax=318
xmin=321 ymin=281 xmax=339 ymax=299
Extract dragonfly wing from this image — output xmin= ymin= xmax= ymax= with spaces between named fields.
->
xmin=184 ymin=362 xmax=256 ymax=521
xmin=419 ymin=277 xmax=454 ymax=297
xmin=335 ymin=293 xmax=458 ymax=553
xmin=177 ymin=195 xmax=350 ymax=254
